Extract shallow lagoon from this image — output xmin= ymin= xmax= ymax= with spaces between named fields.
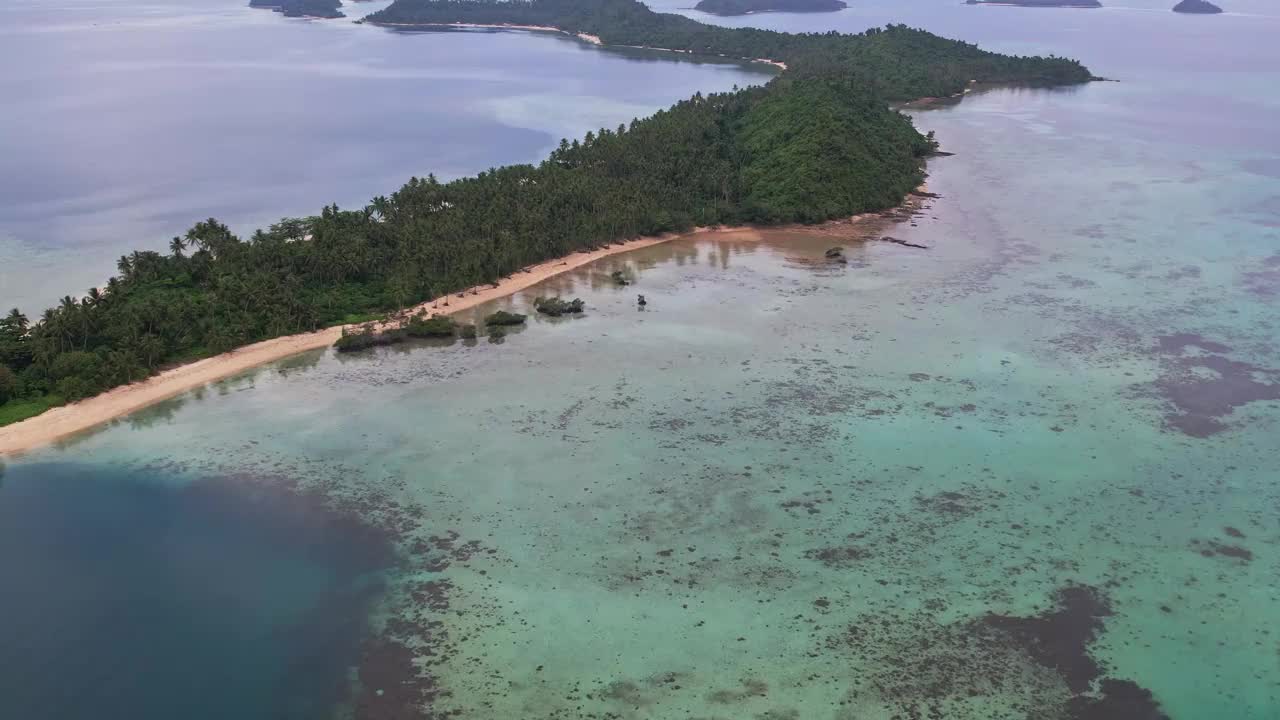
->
xmin=3 ymin=0 xmax=1279 ymax=718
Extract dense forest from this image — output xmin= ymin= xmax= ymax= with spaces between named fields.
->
xmin=693 ymin=0 xmax=848 ymax=16
xmin=248 ymin=0 xmax=345 ymax=19
xmin=0 ymin=0 xmax=1094 ymax=426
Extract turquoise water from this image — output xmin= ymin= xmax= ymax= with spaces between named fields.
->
xmin=3 ymin=1 xmax=1280 ymax=718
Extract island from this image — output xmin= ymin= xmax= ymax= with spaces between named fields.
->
xmin=0 ymin=0 xmax=1095 ymax=438
xmin=248 ymin=0 xmax=345 ymax=19
xmin=1172 ymin=0 xmax=1223 ymax=13
xmin=966 ymin=0 xmax=1102 ymax=7
xmin=694 ymin=0 xmax=847 ymax=16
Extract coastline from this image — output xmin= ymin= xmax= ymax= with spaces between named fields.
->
xmin=366 ymin=20 xmax=785 ymax=70
xmin=0 ymin=233 xmax=673 ymax=456
xmin=366 ymin=21 xmax=604 ymax=46
xmin=0 ymin=189 xmax=928 ymax=457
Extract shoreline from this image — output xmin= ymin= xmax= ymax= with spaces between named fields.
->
xmin=366 ymin=21 xmax=785 ymax=70
xmin=0 ymin=190 xmax=928 ymax=457
xmin=364 ymin=21 xmax=603 ymax=46
xmin=0 ymin=233 xmax=674 ymax=457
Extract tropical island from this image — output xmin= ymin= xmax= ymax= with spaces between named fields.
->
xmin=0 ymin=0 xmax=1094 ymax=448
xmin=248 ymin=0 xmax=345 ymax=19
xmin=1172 ymin=0 xmax=1223 ymax=13
xmin=693 ymin=0 xmax=847 ymax=16
xmin=966 ymin=0 xmax=1102 ymax=7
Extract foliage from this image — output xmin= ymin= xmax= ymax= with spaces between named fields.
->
xmin=0 ymin=365 xmax=16 ymax=405
xmin=610 ymin=271 xmax=630 ymax=287
xmin=459 ymin=323 xmax=478 ymax=339
xmin=484 ymin=310 xmax=528 ymax=326
xmin=0 ymin=395 xmax=62 ymax=427
xmin=533 ymin=297 xmax=586 ymax=316
xmin=405 ymin=314 xmax=458 ymax=337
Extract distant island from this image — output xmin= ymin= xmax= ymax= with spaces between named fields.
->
xmin=248 ymin=0 xmax=344 ymax=19
xmin=0 ymin=0 xmax=1095 ymax=434
xmin=694 ymin=0 xmax=847 ymax=15
xmin=1172 ymin=0 xmax=1223 ymax=13
xmin=966 ymin=0 xmax=1102 ymax=7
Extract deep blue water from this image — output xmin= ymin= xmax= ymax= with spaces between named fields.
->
xmin=0 ymin=462 xmax=393 ymax=720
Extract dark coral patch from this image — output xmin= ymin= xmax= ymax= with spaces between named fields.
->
xmin=1147 ymin=334 xmax=1280 ymax=437
xmin=983 ymin=585 xmax=1112 ymax=693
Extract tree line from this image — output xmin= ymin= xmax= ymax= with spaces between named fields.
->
xmin=0 ymin=1 xmax=1095 ymax=424
xmin=368 ymin=0 xmax=1093 ymax=99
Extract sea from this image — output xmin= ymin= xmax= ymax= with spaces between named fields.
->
xmin=0 ymin=0 xmax=1277 ymax=718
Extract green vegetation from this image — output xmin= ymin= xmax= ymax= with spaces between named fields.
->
xmin=0 ymin=365 xmax=18 ymax=405
xmin=610 ymin=271 xmax=630 ymax=287
xmin=484 ymin=311 xmax=528 ymax=326
xmin=405 ymin=314 xmax=458 ymax=337
xmin=533 ymin=297 xmax=586 ymax=317
xmin=0 ymin=0 xmax=1094 ymax=426
xmin=249 ymin=0 xmax=345 ymax=19
xmin=459 ymin=323 xmax=478 ymax=339
xmin=694 ymin=0 xmax=847 ymax=16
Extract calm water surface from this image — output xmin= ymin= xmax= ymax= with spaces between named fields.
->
xmin=0 ymin=0 xmax=769 ymax=313
xmin=2 ymin=0 xmax=1279 ymax=718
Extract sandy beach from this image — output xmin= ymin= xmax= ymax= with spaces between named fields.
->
xmin=0 ymin=232 xmax=696 ymax=456
xmin=0 ymin=171 xmax=930 ymax=457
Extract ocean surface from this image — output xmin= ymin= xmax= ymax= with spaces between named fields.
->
xmin=2 ymin=0 xmax=1279 ymax=719
xmin=0 ymin=0 xmax=770 ymax=314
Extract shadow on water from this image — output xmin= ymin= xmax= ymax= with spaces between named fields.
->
xmin=0 ymin=463 xmax=396 ymax=720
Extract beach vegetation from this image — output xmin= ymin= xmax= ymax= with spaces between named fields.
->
xmin=405 ymin=314 xmax=457 ymax=338
xmin=484 ymin=310 xmax=528 ymax=326
xmin=533 ymin=297 xmax=586 ymax=316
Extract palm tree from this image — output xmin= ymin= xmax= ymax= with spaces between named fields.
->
xmin=170 ymin=236 xmax=185 ymax=258
xmin=2 ymin=309 xmax=28 ymax=338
